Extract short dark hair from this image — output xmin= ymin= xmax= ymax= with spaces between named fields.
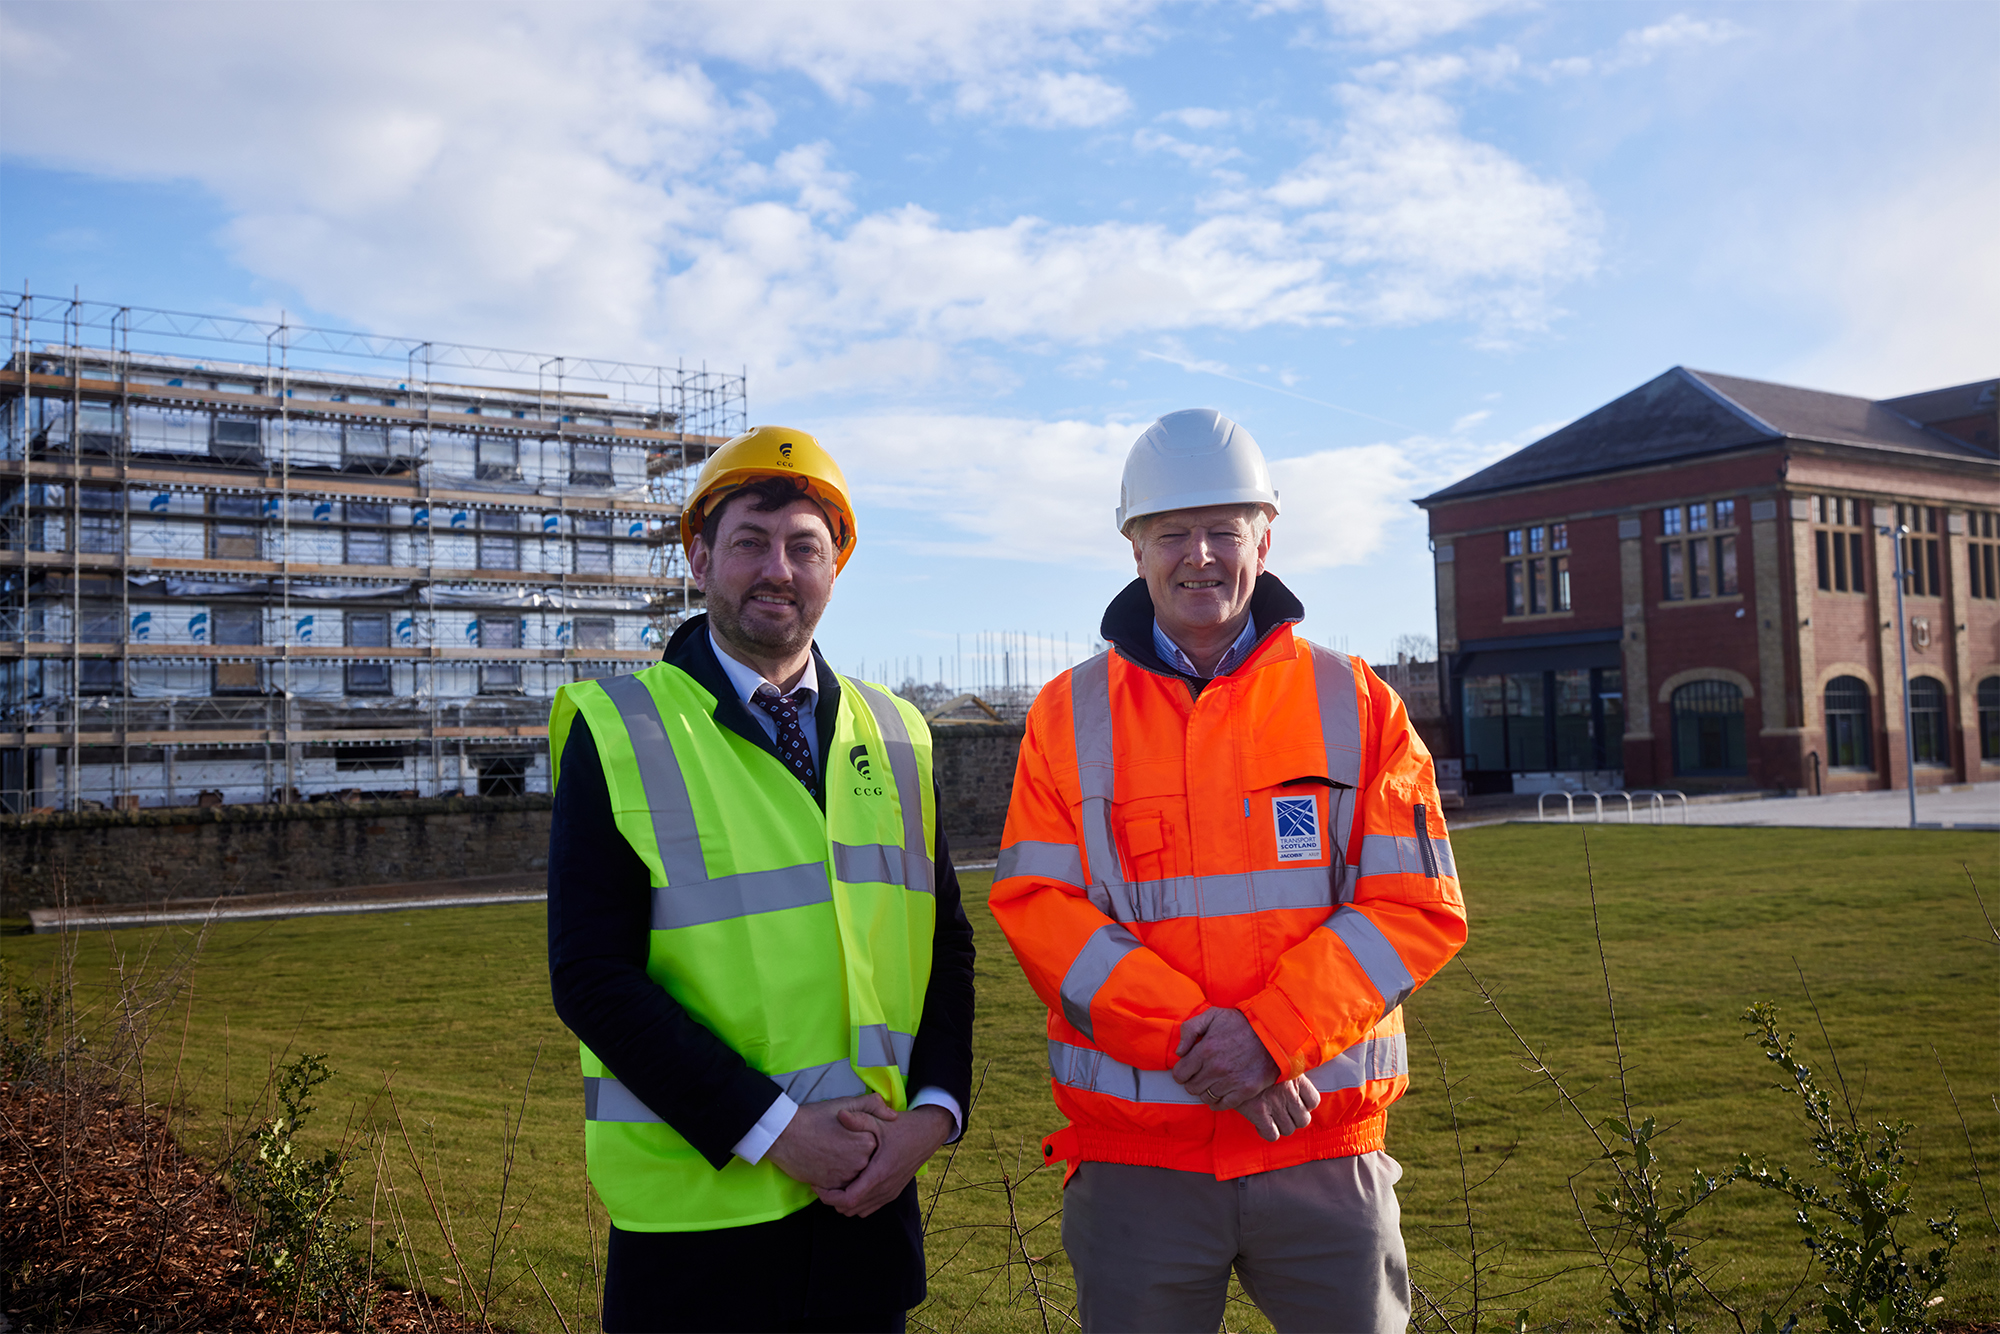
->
xmin=696 ymin=475 xmax=817 ymax=548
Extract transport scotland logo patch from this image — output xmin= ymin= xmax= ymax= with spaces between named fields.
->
xmin=1272 ymin=795 xmax=1321 ymax=862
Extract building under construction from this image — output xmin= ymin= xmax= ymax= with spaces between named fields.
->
xmin=2 ymin=292 xmax=742 ymax=812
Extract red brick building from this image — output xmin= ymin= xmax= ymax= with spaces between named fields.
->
xmin=1416 ymin=368 xmax=1999 ymax=796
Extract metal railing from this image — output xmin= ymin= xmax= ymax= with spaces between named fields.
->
xmin=1536 ymin=789 xmax=1686 ymax=824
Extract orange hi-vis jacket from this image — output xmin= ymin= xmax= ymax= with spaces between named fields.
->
xmin=991 ymin=576 xmax=1467 ymax=1181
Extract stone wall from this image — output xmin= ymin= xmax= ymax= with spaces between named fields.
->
xmin=930 ymin=722 xmax=1024 ymax=857
xmin=0 ymin=795 xmax=556 ymax=914
xmin=0 ymin=725 xmax=1027 ymax=913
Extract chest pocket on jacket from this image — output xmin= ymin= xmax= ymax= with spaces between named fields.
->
xmin=1119 ymin=813 xmax=1166 ymax=884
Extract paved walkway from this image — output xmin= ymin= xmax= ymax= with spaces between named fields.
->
xmin=1508 ymin=782 xmax=1997 ymax=831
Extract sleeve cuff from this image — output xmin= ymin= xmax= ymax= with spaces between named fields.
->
xmin=731 ymin=1092 xmax=799 ymax=1165
xmin=908 ymin=1086 xmax=964 ymax=1142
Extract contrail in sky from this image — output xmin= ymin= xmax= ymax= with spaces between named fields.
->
xmin=1140 ymin=350 xmax=1425 ymax=435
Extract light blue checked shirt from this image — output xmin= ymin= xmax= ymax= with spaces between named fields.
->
xmin=1152 ymin=615 xmax=1259 ymax=679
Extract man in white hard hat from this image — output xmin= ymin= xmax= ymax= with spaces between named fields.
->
xmin=991 ymin=409 xmax=1467 ymax=1332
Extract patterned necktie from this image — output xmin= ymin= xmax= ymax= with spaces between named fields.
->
xmin=752 ymin=686 xmax=818 ymax=790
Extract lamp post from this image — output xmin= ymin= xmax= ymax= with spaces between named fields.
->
xmin=1882 ymin=523 xmax=1919 ymax=829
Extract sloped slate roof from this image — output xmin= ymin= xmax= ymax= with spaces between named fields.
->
xmin=1420 ymin=367 xmax=1993 ymax=504
xmin=1880 ymin=378 xmax=1999 ymax=424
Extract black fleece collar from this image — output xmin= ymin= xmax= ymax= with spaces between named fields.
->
xmin=1099 ymin=572 xmax=1307 ymax=685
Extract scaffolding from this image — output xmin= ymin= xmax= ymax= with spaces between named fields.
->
xmin=2 ymin=290 xmax=745 ymax=812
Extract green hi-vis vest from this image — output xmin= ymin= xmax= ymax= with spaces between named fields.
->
xmin=548 ymin=661 xmax=937 ymax=1233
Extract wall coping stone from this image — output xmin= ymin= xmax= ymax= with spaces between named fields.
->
xmin=1 ymin=792 xmax=554 ymax=833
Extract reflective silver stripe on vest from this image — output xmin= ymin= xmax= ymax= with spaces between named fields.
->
xmin=996 ymin=839 xmax=1086 ymax=888
xmin=1069 ymin=653 xmax=1124 ymax=921
xmin=856 ymin=1023 xmax=917 ymax=1071
xmin=1307 ymin=643 xmax=1364 ymax=789
xmin=1114 ymin=865 xmax=1333 ymax=923
xmin=583 ymin=1043 xmax=908 ymax=1122
xmin=601 ymin=672 xmax=707 ymax=884
xmin=1355 ymin=831 xmax=1457 ymax=883
xmin=1322 ymin=906 xmax=1416 ymax=1012
xmin=832 ymin=841 xmax=934 ymax=894
xmin=652 ymin=860 xmax=831 ymax=929
xmin=851 ymin=680 xmax=934 ymax=895
xmin=1046 ymin=1031 xmax=1408 ymax=1105
xmin=1060 ymin=921 xmax=1144 ymax=1041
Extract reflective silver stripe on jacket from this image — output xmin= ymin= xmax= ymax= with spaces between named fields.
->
xmin=996 ymin=839 xmax=1086 ymax=888
xmin=584 ymin=1028 xmax=917 ymax=1123
xmin=1062 ymin=642 xmax=1367 ymax=924
xmin=1355 ymin=830 xmax=1457 ymax=883
xmin=1118 ymin=865 xmax=1335 ymax=922
xmin=1321 ymin=906 xmax=1416 ymax=1012
xmin=1046 ymin=1031 xmax=1408 ymax=1105
xmin=851 ymin=679 xmax=935 ymax=896
xmin=1069 ymin=652 xmax=1123 ymax=920
xmin=599 ymin=672 xmax=926 ymax=928
xmin=1307 ymin=642 xmax=1364 ymax=789
xmin=1060 ymin=922 xmax=1144 ymax=1040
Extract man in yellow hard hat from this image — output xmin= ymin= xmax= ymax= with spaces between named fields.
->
xmin=546 ymin=426 xmax=975 ymax=1332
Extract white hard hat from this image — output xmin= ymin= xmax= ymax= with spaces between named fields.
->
xmin=1116 ymin=408 xmax=1280 ymax=535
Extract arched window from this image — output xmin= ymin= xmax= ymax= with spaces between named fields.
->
xmin=1672 ymin=679 xmax=1746 ymax=776
xmin=1909 ymin=677 xmax=1949 ymax=765
xmin=1823 ymin=676 xmax=1872 ymax=769
xmin=1980 ymin=677 xmax=2000 ymax=762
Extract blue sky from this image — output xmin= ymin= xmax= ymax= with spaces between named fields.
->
xmin=3 ymin=0 xmax=1994 ymax=689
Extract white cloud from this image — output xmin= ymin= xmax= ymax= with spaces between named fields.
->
xmin=1160 ymin=106 xmax=1235 ymax=131
xmin=827 ymin=412 xmax=1140 ymax=565
xmin=823 ymin=409 xmax=1462 ymax=575
xmin=1133 ymin=128 xmax=1246 ymax=174
xmin=1267 ymin=443 xmax=1414 ymax=570
xmin=958 ymin=71 xmax=1134 ymax=127
xmin=676 ymin=0 xmax=1154 ymax=102
xmin=0 ymin=0 xmax=1598 ymax=394
xmin=1549 ymin=13 xmax=1748 ymax=77
xmin=1778 ymin=169 xmax=2000 ymax=398
xmin=1261 ymin=0 xmax=1523 ymax=51
xmin=1267 ymin=57 xmax=1598 ymax=335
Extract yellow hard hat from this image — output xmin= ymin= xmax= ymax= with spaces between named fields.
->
xmin=682 ymin=425 xmax=858 ymax=571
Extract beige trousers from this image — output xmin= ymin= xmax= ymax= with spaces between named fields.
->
xmin=1060 ymin=1152 xmax=1410 ymax=1334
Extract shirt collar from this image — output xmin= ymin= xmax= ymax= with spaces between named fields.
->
xmin=1151 ymin=615 xmax=1258 ymax=680
xmin=709 ymin=628 xmax=820 ymax=709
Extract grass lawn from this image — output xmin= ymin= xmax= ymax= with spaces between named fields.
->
xmin=4 ymin=824 xmax=1995 ymax=1332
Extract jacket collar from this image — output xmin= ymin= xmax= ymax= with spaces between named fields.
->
xmin=661 ymin=613 xmax=841 ymax=806
xmin=1100 ymin=572 xmax=1306 ymax=687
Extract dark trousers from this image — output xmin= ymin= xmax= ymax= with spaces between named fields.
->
xmin=601 ymin=1182 xmax=923 ymax=1333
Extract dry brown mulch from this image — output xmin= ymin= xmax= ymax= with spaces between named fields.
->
xmin=0 ymin=1078 xmax=489 ymax=1333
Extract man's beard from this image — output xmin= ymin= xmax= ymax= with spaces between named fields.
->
xmin=708 ymin=584 xmax=819 ymax=660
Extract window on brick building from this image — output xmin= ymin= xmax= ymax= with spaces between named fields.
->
xmin=1979 ymin=676 xmax=2000 ymax=761
xmin=1661 ymin=501 xmax=1740 ymax=602
xmin=1824 ymin=676 xmax=1872 ymax=769
xmin=1908 ymin=677 xmax=1949 ymax=766
xmin=1504 ymin=524 xmax=1571 ymax=617
xmin=1970 ymin=511 xmax=1998 ymax=600
xmin=1671 ymin=679 xmax=1746 ymax=775
xmin=1895 ymin=504 xmax=1942 ymax=597
xmin=1812 ymin=495 xmax=1867 ymax=594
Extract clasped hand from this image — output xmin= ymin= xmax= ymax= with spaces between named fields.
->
xmin=763 ymin=1093 xmax=953 ymax=1218
xmin=1171 ymin=1007 xmax=1321 ymax=1143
